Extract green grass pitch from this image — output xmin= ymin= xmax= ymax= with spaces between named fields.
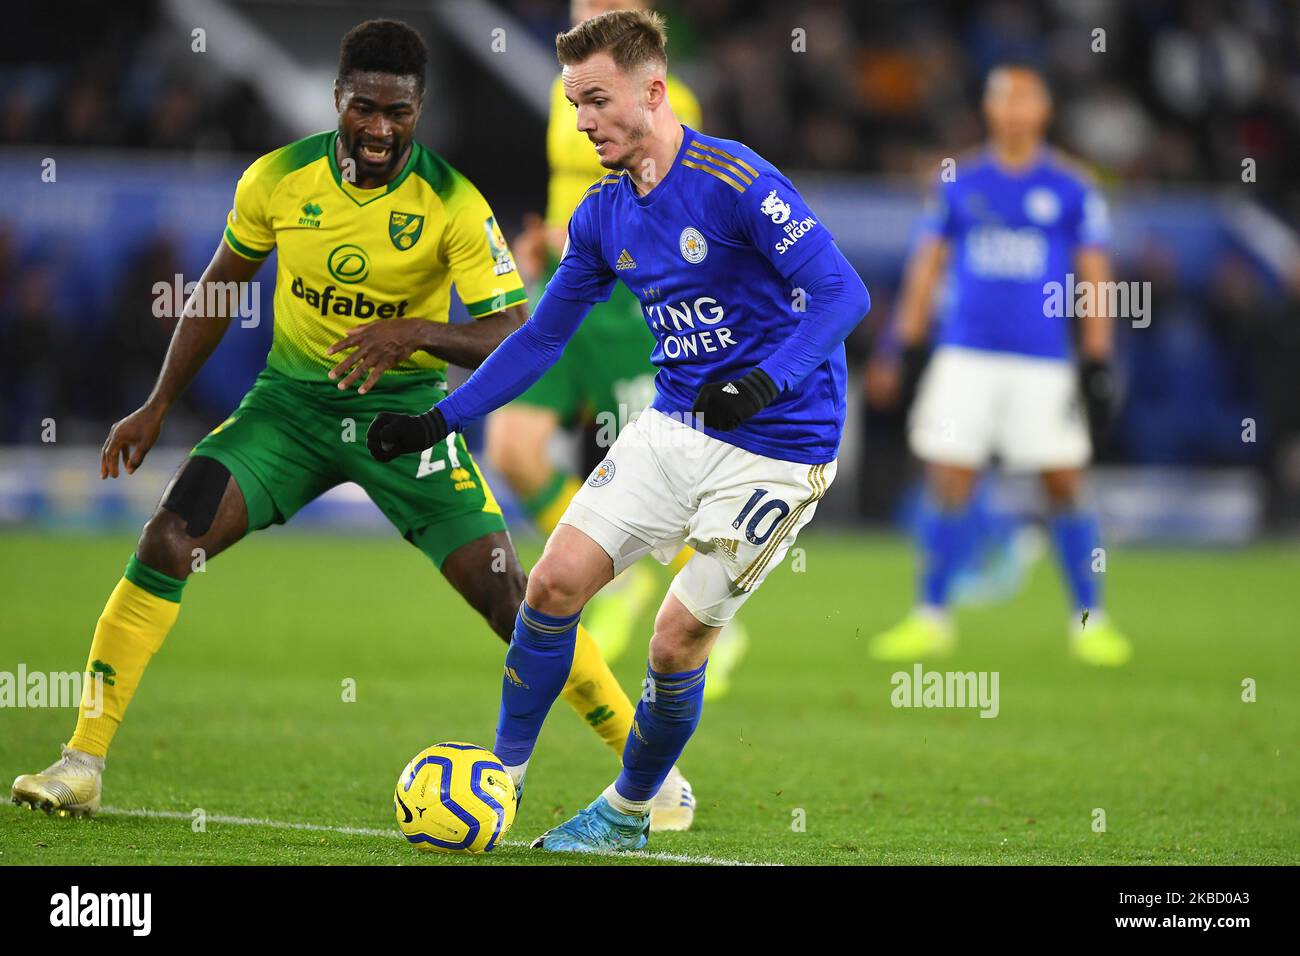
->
xmin=1 ymin=529 xmax=1296 ymax=865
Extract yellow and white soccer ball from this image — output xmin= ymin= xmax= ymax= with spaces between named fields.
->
xmin=394 ymin=742 xmax=517 ymax=854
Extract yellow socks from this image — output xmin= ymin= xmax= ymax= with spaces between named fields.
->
xmin=523 ymin=471 xmax=583 ymax=534
xmin=561 ymin=624 xmax=634 ymax=756
xmin=68 ymin=556 xmax=184 ymax=758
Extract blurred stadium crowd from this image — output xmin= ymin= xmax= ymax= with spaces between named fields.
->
xmin=516 ymin=0 xmax=1300 ymax=207
xmin=3 ymin=0 xmax=1299 ymax=527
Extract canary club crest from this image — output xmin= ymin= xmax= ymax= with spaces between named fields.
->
xmin=389 ymin=211 xmax=425 ymax=250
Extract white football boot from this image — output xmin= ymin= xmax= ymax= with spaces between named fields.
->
xmin=648 ymin=764 xmax=695 ymax=832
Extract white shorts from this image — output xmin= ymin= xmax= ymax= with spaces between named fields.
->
xmin=908 ymin=346 xmax=1091 ymax=471
xmin=559 ymin=407 xmax=836 ymax=627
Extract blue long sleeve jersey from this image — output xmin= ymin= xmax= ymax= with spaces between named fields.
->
xmin=438 ymin=126 xmax=871 ymax=465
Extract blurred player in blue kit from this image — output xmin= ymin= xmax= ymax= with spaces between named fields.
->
xmin=870 ymin=63 xmax=1133 ymax=666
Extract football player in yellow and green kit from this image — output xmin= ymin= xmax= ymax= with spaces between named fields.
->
xmin=485 ymin=0 xmax=746 ymax=710
xmin=11 ymin=18 xmax=692 ymax=829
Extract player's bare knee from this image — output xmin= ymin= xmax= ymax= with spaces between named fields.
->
xmin=483 ymin=429 xmax=513 ymax=478
xmin=485 ymin=434 xmax=529 ymax=486
xmin=649 ymin=603 xmax=715 ymax=672
xmin=929 ymin=465 xmax=977 ymax=509
xmin=648 ymin=628 xmax=707 ymax=674
xmin=523 ymin=556 xmax=584 ymax=616
xmin=136 ymin=510 xmax=195 ymax=580
xmin=1042 ymin=469 xmax=1082 ymax=508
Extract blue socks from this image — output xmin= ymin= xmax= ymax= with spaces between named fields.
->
xmin=1049 ymin=509 xmax=1101 ymax=612
xmin=615 ymin=662 xmax=707 ymax=805
xmin=919 ymin=506 xmax=974 ymax=608
xmin=917 ymin=492 xmax=1104 ymax=617
xmin=494 ymin=602 xmax=579 ymax=769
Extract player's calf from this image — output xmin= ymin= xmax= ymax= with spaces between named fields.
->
xmin=439 ymin=530 xmax=527 ymax=642
xmin=60 ymin=457 xmax=247 ymax=762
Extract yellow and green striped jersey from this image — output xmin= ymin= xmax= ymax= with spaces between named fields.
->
xmin=224 ymin=131 xmax=526 ymax=386
xmin=544 ymin=74 xmax=702 ymax=231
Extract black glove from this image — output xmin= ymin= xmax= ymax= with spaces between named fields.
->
xmin=1079 ymin=359 xmax=1116 ymax=439
xmin=367 ymin=407 xmax=448 ymax=462
xmin=691 ymin=369 xmax=778 ymax=431
xmin=899 ymin=343 xmax=929 ymax=412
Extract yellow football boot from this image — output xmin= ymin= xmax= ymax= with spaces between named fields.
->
xmin=1070 ymin=613 xmax=1133 ymax=667
xmin=868 ymin=608 xmax=955 ymax=661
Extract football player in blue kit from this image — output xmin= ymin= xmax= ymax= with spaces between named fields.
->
xmin=367 ymin=9 xmax=871 ymax=852
xmin=870 ymin=63 xmax=1133 ymax=667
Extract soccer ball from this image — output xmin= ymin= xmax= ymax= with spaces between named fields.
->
xmin=393 ymin=742 xmax=517 ymax=853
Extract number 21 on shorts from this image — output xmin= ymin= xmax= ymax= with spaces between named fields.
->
xmin=416 ymin=432 xmax=459 ymax=478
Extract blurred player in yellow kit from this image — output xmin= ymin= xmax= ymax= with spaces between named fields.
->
xmin=486 ymin=0 xmax=748 ymax=700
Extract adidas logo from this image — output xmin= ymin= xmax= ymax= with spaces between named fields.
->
xmin=722 ymin=382 xmax=739 ymax=395
xmin=712 ymin=537 xmax=740 ymax=560
xmin=615 ymin=248 xmax=637 ymax=271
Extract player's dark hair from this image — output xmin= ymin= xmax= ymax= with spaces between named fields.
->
xmin=984 ymin=60 xmax=1053 ymax=101
xmin=338 ymin=19 xmax=428 ymax=94
xmin=556 ymin=9 xmax=667 ymax=72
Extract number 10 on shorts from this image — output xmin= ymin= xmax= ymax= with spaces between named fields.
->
xmin=732 ymin=488 xmax=790 ymax=546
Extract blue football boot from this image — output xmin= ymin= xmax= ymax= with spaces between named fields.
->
xmin=531 ymin=795 xmax=650 ymax=853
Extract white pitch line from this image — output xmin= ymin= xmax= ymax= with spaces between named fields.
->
xmin=100 ymin=805 xmax=776 ymax=866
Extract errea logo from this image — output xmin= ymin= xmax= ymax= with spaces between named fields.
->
xmin=299 ymin=201 xmax=323 ymax=228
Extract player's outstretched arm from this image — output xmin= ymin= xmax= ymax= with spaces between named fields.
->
xmin=101 ymin=242 xmax=262 ymax=479
xmin=367 ymin=288 xmax=592 ymax=461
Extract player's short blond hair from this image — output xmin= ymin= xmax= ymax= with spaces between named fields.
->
xmin=556 ymin=9 xmax=668 ymax=73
